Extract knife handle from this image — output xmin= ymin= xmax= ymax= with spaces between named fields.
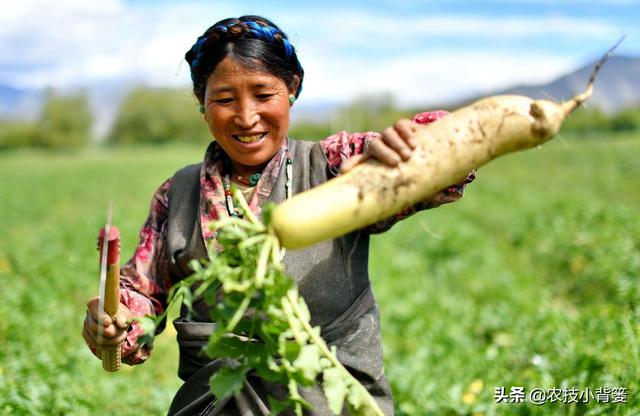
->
xmin=102 ymin=345 xmax=121 ymax=372
xmin=99 ymin=226 xmax=121 ymax=372
xmin=102 ymin=262 xmax=121 ymax=372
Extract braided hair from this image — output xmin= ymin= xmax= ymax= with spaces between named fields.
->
xmin=185 ymin=15 xmax=304 ymax=105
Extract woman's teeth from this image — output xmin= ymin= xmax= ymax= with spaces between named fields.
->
xmin=234 ymin=134 xmax=264 ymax=143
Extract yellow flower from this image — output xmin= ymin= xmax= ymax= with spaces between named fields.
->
xmin=462 ymin=392 xmax=476 ymax=404
xmin=0 ymin=250 xmax=11 ymax=273
xmin=470 ymin=379 xmax=484 ymax=394
xmin=462 ymin=379 xmax=484 ymax=404
xmin=569 ymin=255 xmax=586 ymax=275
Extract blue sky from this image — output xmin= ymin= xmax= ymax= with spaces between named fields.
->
xmin=1 ymin=0 xmax=638 ymax=106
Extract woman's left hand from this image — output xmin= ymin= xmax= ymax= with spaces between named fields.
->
xmin=340 ymin=118 xmax=418 ymax=172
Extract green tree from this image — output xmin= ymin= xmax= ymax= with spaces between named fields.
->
xmin=0 ymin=120 xmax=36 ymax=151
xmin=108 ymin=87 xmax=210 ymax=145
xmin=334 ymin=92 xmax=413 ymax=133
xmin=288 ymin=121 xmax=334 ymax=141
xmin=560 ymin=107 xmax=610 ymax=135
xmin=609 ymin=107 xmax=640 ymax=132
xmin=288 ymin=93 xmax=418 ymax=141
xmin=35 ymin=89 xmax=92 ymax=148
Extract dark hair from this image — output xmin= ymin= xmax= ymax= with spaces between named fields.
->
xmin=185 ymin=15 xmax=304 ymax=105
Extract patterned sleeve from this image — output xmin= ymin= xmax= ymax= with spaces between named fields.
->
xmin=319 ymin=111 xmax=476 ymax=234
xmin=86 ymin=178 xmax=175 ymax=365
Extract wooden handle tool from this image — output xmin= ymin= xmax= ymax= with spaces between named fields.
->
xmin=98 ymin=225 xmax=121 ymax=372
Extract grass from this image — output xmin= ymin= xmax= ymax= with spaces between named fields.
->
xmin=0 ymin=133 xmax=638 ymax=415
xmin=372 ymin=133 xmax=640 ymax=415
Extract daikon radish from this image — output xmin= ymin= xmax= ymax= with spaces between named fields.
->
xmin=271 ymin=41 xmax=620 ymax=249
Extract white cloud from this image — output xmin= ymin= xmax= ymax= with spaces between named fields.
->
xmin=380 ymin=0 xmax=640 ymax=5
xmin=296 ymin=12 xmax=627 ymax=54
xmin=482 ymin=0 xmax=640 ymax=4
xmin=301 ymin=50 xmax=579 ymax=107
xmin=0 ymin=0 xmax=149 ymax=86
xmin=0 ymin=0 xmax=246 ymax=88
xmin=0 ymin=0 xmax=636 ymax=108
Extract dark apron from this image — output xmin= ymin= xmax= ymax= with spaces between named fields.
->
xmin=165 ymin=139 xmax=394 ymax=415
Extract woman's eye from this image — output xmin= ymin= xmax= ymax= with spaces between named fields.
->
xmin=215 ymin=98 xmax=233 ymax=104
xmin=257 ymin=94 xmax=273 ymax=100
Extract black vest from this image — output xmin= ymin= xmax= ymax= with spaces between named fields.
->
xmin=165 ymin=139 xmax=393 ymax=415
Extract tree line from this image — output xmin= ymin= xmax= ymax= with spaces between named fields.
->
xmin=1 ymin=87 xmax=639 ymax=151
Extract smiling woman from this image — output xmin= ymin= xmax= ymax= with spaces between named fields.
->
xmin=81 ymin=14 xmax=473 ymax=416
xmin=203 ymin=59 xmax=297 ymax=175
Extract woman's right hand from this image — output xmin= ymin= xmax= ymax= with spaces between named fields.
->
xmin=340 ymin=118 xmax=419 ymax=173
xmin=82 ymin=296 xmax=133 ymax=355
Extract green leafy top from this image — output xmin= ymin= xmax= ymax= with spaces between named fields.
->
xmin=137 ymin=189 xmax=384 ymax=415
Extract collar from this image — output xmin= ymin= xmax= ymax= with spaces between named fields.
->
xmin=198 ymin=139 xmax=288 ymax=242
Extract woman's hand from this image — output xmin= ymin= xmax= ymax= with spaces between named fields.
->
xmin=82 ymin=296 xmax=133 ymax=354
xmin=341 ymin=118 xmax=418 ymax=172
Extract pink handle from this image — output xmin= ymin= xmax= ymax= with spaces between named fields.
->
xmin=99 ymin=226 xmax=120 ymax=266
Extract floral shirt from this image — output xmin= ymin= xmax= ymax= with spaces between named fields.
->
xmin=90 ymin=111 xmax=475 ymax=364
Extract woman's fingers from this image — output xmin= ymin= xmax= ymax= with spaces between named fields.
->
xmin=115 ymin=303 xmax=134 ymax=329
xmin=394 ymin=119 xmax=418 ymax=149
xmin=114 ymin=314 xmax=131 ymax=330
xmin=83 ymin=325 xmax=127 ymax=351
xmin=378 ymin=119 xmax=419 ymax=164
xmin=83 ymin=299 xmax=129 ymax=352
xmin=83 ymin=296 xmax=129 ymax=359
xmin=86 ymin=297 xmax=113 ymax=326
xmin=341 ymin=119 xmax=419 ymax=171
xmin=340 ymin=153 xmax=368 ymax=173
xmin=368 ymin=138 xmax=402 ymax=166
xmin=100 ymin=330 xmax=128 ymax=346
xmin=83 ymin=322 xmax=127 ymax=348
xmin=84 ymin=311 xmax=122 ymax=338
xmin=114 ymin=315 xmax=127 ymax=329
xmin=82 ymin=315 xmax=97 ymax=345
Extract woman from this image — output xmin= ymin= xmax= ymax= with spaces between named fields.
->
xmin=82 ymin=15 xmax=473 ymax=415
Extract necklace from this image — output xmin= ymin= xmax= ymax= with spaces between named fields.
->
xmin=223 ymin=145 xmax=293 ymax=217
xmin=232 ymin=172 xmax=262 ymax=187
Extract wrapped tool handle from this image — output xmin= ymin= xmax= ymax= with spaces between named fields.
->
xmin=98 ymin=226 xmax=121 ymax=372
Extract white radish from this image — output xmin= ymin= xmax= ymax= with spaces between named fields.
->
xmin=271 ymin=41 xmax=620 ymax=249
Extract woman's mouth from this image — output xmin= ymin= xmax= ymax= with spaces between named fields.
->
xmin=233 ymin=133 xmax=266 ymax=144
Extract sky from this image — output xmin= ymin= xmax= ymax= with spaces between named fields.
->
xmin=1 ymin=0 xmax=638 ymax=107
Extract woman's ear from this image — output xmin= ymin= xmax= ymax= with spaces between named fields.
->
xmin=200 ymin=104 xmax=207 ymax=121
xmin=289 ymin=76 xmax=300 ymax=97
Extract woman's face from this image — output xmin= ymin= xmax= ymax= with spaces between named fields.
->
xmin=203 ymin=57 xmax=295 ymax=174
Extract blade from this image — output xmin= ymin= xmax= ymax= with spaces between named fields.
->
xmin=97 ymin=202 xmax=113 ymax=341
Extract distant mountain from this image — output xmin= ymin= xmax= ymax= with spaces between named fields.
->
xmin=0 ymin=85 xmax=43 ymax=121
xmin=483 ymin=55 xmax=640 ymax=114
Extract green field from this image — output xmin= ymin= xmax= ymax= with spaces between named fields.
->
xmin=1 ymin=133 xmax=638 ymax=415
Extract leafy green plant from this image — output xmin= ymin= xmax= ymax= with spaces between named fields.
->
xmin=0 ymin=120 xmax=36 ymax=151
xmin=108 ymin=88 xmax=210 ymax=145
xmin=2 ymin=138 xmax=639 ymax=415
xmin=139 ymin=189 xmax=384 ymax=415
xmin=34 ymin=89 xmax=92 ymax=149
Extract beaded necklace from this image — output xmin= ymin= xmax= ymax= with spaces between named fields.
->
xmin=232 ymin=172 xmax=261 ymax=187
xmin=223 ymin=144 xmax=293 ymax=217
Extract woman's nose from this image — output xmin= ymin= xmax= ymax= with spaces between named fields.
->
xmin=234 ymin=102 xmax=260 ymax=128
